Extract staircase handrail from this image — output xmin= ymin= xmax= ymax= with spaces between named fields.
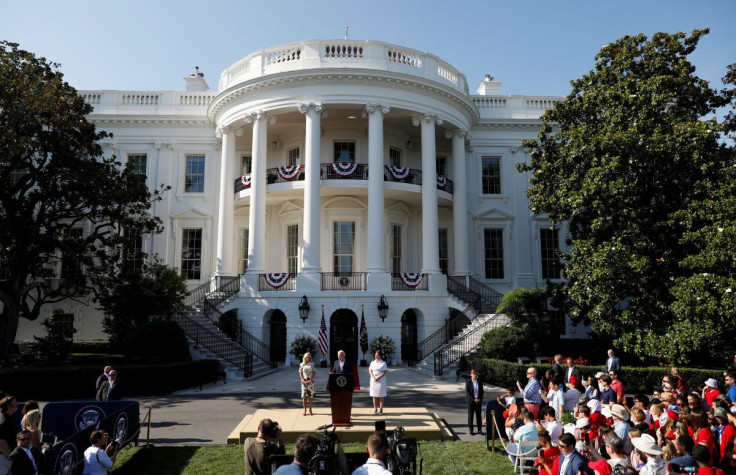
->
xmin=184 ymin=275 xmax=241 ymax=308
xmin=415 ymin=303 xmax=478 ymax=364
xmin=172 ymin=313 xmax=252 ymax=376
xmin=433 ymin=313 xmax=507 ymax=376
xmin=468 ymin=276 xmax=504 ymax=313
xmin=447 ymin=276 xmax=482 ymax=312
xmin=236 ymin=322 xmax=275 ymax=368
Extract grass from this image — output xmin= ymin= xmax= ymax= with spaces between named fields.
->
xmin=110 ymin=440 xmax=516 ymax=475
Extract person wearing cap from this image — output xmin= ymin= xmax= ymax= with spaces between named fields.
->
xmin=631 ymin=433 xmax=667 ymax=475
xmin=714 ymin=406 xmax=736 ymax=468
xmin=517 ymin=367 xmax=542 ymax=419
xmin=564 ymin=379 xmax=582 ymax=412
xmin=588 ymin=459 xmax=612 ymax=475
xmin=693 ymin=444 xmax=727 ymax=475
xmin=574 ymin=417 xmax=598 ymax=453
xmin=552 ymin=432 xmax=592 ymax=475
xmin=611 ymin=404 xmax=633 ymax=454
xmin=587 ymin=399 xmax=607 ymax=431
xmin=702 ymin=379 xmax=721 ymax=408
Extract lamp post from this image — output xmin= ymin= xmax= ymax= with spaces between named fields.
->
xmin=377 ymin=295 xmax=389 ymax=322
xmin=298 ymin=295 xmax=310 ymax=323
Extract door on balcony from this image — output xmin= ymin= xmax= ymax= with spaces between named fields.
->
xmin=401 ymin=309 xmax=418 ymax=363
xmin=330 ymin=309 xmax=358 ymax=365
xmin=270 ymin=311 xmax=287 ymax=363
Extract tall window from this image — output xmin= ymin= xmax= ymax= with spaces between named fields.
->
xmin=287 ymin=225 xmax=299 ymax=274
xmin=55 ymin=313 xmax=76 ymax=341
xmin=242 ymin=155 xmax=252 ymax=175
xmin=438 ymin=228 xmax=449 ymax=275
xmin=128 ymin=154 xmax=147 ymax=177
xmin=60 ymin=227 xmax=84 ymax=279
xmin=483 ymin=228 xmax=504 ymax=279
xmin=390 ymin=225 xmax=402 ymax=274
xmin=436 ymin=156 xmax=447 ymax=177
xmin=389 ymin=147 xmax=402 ymax=167
xmin=482 ymin=157 xmax=501 ymax=194
xmin=181 ymin=228 xmax=202 ymax=280
xmin=185 ymin=155 xmax=205 ymax=193
xmin=239 ymin=229 xmax=249 ymax=273
xmin=333 ymin=142 xmax=355 ymax=162
xmin=123 ymin=228 xmax=144 ymax=271
xmin=333 ymin=222 xmax=355 ymax=274
xmin=541 ymin=228 xmax=563 ymax=280
xmin=287 ymin=148 xmax=300 ymax=167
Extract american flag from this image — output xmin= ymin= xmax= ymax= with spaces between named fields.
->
xmin=318 ymin=308 xmax=328 ymax=357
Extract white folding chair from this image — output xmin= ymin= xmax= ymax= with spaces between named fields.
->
xmin=512 ymin=440 xmax=539 ymax=475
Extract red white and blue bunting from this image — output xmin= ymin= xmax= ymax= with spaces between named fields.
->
xmin=331 ymin=162 xmax=358 ymax=178
xmin=241 ymin=174 xmax=251 ymax=188
xmin=264 ymin=273 xmax=290 ymax=289
xmin=399 ymin=272 xmax=423 ymax=288
xmin=387 ymin=165 xmax=410 ymax=180
xmin=436 ymin=175 xmax=447 ymax=188
xmin=277 ymin=165 xmax=303 ymax=181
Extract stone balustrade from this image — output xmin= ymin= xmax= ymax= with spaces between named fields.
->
xmin=79 ymin=90 xmax=216 ymax=115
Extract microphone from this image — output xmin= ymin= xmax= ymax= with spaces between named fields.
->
xmin=316 ymin=423 xmax=333 ymax=431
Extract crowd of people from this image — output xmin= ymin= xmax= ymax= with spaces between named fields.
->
xmin=497 ymin=349 xmax=736 ymax=475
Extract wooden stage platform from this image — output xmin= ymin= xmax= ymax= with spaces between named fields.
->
xmin=227 ymin=407 xmax=452 ymax=444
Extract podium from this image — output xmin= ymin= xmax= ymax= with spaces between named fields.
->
xmin=328 ymin=373 xmax=354 ymax=426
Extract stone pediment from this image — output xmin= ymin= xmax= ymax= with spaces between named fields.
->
xmin=170 ymin=207 xmax=211 ymax=220
xmin=473 ymin=208 xmax=514 ymax=220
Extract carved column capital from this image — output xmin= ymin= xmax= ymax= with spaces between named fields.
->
xmin=411 ymin=114 xmax=443 ymax=127
xmin=244 ymin=111 xmax=275 ymax=124
xmin=363 ymin=104 xmax=390 ymax=117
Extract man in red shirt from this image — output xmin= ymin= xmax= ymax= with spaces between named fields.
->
xmin=608 ymin=370 xmax=625 ymax=405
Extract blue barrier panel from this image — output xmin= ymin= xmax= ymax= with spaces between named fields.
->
xmin=41 ymin=400 xmax=133 ymax=441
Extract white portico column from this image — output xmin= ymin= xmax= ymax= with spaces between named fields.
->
xmin=215 ymin=126 xmax=237 ymax=276
xmin=365 ymin=104 xmax=390 ymax=273
xmin=451 ymin=129 xmax=471 ymax=276
xmin=415 ymin=114 xmax=442 ymax=274
xmin=299 ymin=103 xmax=323 ymax=274
xmin=245 ymin=112 xmax=271 ymax=274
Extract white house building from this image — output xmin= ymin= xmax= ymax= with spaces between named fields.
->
xmin=16 ymin=39 xmax=588 ymax=368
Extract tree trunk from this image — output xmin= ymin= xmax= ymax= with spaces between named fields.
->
xmin=0 ymin=293 xmax=19 ymax=363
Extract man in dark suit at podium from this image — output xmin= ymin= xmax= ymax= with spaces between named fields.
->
xmin=331 ymin=350 xmax=352 ymax=374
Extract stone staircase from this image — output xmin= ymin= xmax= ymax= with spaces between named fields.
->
xmin=173 ymin=301 xmax=276 ymax=381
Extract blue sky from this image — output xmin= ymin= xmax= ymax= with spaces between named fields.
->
xmin=2 ymin=0 xmax=734 ymax=96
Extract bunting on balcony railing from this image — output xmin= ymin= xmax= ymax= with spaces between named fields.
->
xmin=241 ymin=174 xmax=251 ymax=188
xmin=264 ymin=273 xmax=290 ymax=289
xmin=399 ymin=272 xmax=423 ymax=288
xmin=331 ymin=162 xmax=358 ymax=178
xmin=387 ymin=165 xmax=410 ymax=180
xmin=277 ymin=165 xmax=303 ymax=181
xmin=437 ymin=175 xmax=447 ymax=188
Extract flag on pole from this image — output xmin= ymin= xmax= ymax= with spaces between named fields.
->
xmin=318 ymin=307 xmax=328 ymax=357
xmin=360 ymin=306 xmax=368 ymax=359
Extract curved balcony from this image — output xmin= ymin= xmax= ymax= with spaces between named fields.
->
xmin=233 ymin=163 xmax=454 ymax=194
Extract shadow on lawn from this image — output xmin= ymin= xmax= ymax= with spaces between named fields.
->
xmin=111 ymin=446 xmax=198 ymax=475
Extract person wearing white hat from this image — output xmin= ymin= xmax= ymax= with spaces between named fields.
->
xmin=702 ymin=377 xmax=721 ymax=408
xmin=610 ymin=404 xmax=633 ymax=455
xmin=631 ymin=434 xmax=666 ymax=475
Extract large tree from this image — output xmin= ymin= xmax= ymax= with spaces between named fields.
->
xmin=519 ymin=29 xmax=736 ymax=364
xmin=0 ymin=41 xmax=162 ymax=361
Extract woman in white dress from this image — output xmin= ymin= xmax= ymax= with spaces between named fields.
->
xmin=299 ymin=352 xmax=316 ymax=415
xmin=368 ymin=351 xmax=388 ymax=414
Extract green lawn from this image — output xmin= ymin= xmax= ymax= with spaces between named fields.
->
xmin=110 ymin=440 xmax=516 ymax=475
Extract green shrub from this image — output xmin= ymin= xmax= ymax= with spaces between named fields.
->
xmin=33 ymin=309 xmax=76 ymax=364
xmin=479 ymin=324 xmax=531 ymax=361
xmin=125 ymin=319 xmax=190 ymax=363
xmin=369 ymin=335 xmax=396 ymax=362
xmin=0 ymin=360 xmax=220 ymax=401
xmin=290 ymin=335 xmax=318 ymax=362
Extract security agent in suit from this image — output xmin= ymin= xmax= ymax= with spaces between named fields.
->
xmin=8 ymin=430 xmax=44 ymax=475
xmin=331 ymin=350 xmax=353 ymax=374
xmin=553 ymin=432 xmax=591 ymax=475
xmin=465 ymin=369 xmax=484 ymax=435
xmin=564 ymin=357 xmax=582 ymax=387
xmin=96 ymin=369 xmax=121 ymax=401
xmin=604 ymin=349 xmax=621 ymax=374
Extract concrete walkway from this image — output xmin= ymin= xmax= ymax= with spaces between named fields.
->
xmin=135 ymin=365 xmax=505 ymax=446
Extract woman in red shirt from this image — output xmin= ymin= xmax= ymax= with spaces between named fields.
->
xmin=535 ymin=429 xmax=561 ymax=475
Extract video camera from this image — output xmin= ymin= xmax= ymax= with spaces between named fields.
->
xmin=308 ymin=424 xmax=345 ymax=475
xmin=386 ymin=426 xmax=420 ymax=475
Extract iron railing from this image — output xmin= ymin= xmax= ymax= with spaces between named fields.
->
xmin=320 ymin=163 xmax=369 ymax=180
xmin=433 ymin=313 xmax=507 ymax=376
xmin=172 ymin=313 xmax=252 ymax=377
xmin=391 ymin=273 xmax=429 ymax=291
xmin=258 ymin=274 xmax=297 ymax=291
xmin=412 ymin=304 xmax=478 ymax=366
xmin=321 ymin=272 xmax=367 ymax=291
xmin=447 ymin=276 xmax=482 ymax=312
xmin=468 ymin=276 xmax=504 ymax=313
xmin=236 ymin=322 xmax=276 ymax=368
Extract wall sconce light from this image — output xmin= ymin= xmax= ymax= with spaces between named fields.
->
xmin=377 ymin=295 xmax=389 ymax=322
xmin=298 ymin=295 xmax=310 ymax=323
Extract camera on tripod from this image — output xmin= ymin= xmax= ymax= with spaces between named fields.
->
xmin=386 ymin=426 xmax=420 ymax=475
xmin=308 ymin=424 xmax=343 ymax=475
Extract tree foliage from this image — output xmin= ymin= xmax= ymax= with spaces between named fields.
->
xmin=32 ymin=308 xmax=76 ymax=364
xmin=0 ymin=41 xmax=164 ymax=361
xmin=519 ymin=29 xmax=736 ymax=364
xmin=97 ymin=260 xmax=187 ymax=351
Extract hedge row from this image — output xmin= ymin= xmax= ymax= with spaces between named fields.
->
xmin=0 ymin=359 xmax=220 ymax=401
xmin=461 ymin=357 xmax=727 ymax=394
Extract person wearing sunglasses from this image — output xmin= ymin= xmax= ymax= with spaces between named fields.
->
xmin=7 ymin=430 xmax=44 ymax=475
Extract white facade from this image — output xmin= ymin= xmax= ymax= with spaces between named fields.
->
xmin=16 ymin=39 xmax=589 ymax=360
